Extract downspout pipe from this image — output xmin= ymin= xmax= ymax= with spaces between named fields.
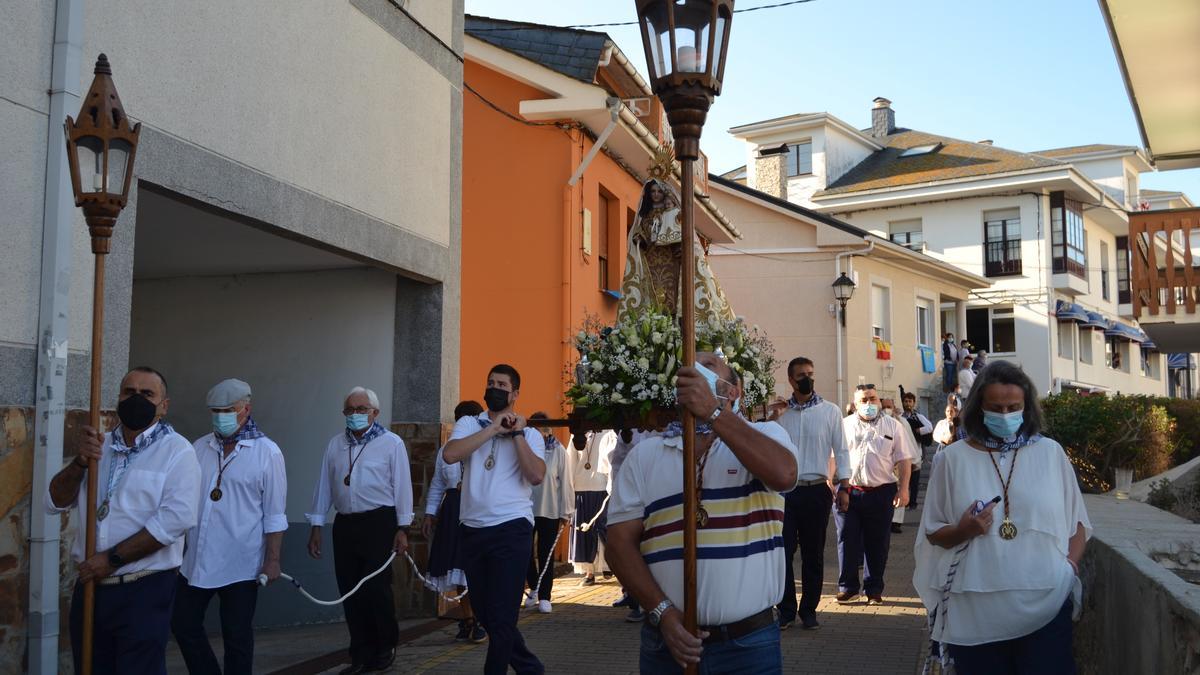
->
xmin=835 ymin=240 xmax=875 ymax=411
xmin=29 ymin=0 xmax=84 ymax=673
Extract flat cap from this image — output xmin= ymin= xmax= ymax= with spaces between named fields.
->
xmin=206 ymin=378 xmax=252 ymax=408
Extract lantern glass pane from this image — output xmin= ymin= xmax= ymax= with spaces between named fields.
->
xmin=76 ymin=136 xmax=104 ymax=193
xmin=642 ymin=5 xmax=672 ymax=78
xmin=108 ymin=139 xmax=131 ymax=196
xmin=711 ymin=14 xmax=727 ymax=78
xmin=672 ymin=1 xmax=712 ymax=74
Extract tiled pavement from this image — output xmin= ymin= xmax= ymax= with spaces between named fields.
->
xmin=369 ymin=507 xmax=929 ymax=674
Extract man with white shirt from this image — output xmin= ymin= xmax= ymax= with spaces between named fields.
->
xmin=47 ymin=367 xmax=202 ymax=675
xmin=836 ymin=384 xmax=920 ymax=605
xmin=172 ymin=378 xmax=288 ymax=675
xmin=607 ymin=353 xmax=799 ymax=673
xmin=306 ymin=387 xmax=413 ymax=675
xmin=772 ymin=357 xmax=850 ymax=631
xmin=443 ymin=364 xmax=546 ymax=675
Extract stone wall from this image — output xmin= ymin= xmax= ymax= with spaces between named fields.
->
xmin=0 ymin=406 xmax=115 ymax=673
xmin=390 ymin=421 xmax=453 ymax=618
xmin=754 ymin=152 xmax=788 ymax=201
xmin=1075 ymin=495 xmax=1200 ymax=674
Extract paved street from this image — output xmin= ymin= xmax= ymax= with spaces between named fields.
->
xmin=373 ymin=508 xmax=927 ymax=674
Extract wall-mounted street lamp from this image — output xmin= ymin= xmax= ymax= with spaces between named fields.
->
xmin=634 ymin=1 xmax=733 ymax=662
xmin=832 ymin=272 xmax=856 ymax=327
xmin=63 ymin=53 xmax=141 ymax=675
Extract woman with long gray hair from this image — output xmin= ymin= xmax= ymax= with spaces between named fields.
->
xmin=913 ymin=361 xmax=1090 ymax=674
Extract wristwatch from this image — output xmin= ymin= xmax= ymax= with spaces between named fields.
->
xmin=648 ymin=598 xmax=674 ymax=627
xmin=706 ymin=404 xmax=723 ymax=425
xmin=107 ymin=549 xmax=125 ymax=569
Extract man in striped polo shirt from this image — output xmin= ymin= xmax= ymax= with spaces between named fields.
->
xmin=607 ymin=352 xmax=799 ymax=673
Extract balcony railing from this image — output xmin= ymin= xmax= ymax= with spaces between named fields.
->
xmin=984 ymin=240 xmax=1022 ymax=277
xmin=1130 ymin=208 xmax=1200 ymax=318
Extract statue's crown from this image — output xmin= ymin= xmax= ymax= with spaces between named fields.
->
xmin=647 ymin=143 xmax=675 ymax=180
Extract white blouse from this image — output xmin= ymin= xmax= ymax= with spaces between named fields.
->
xmin=913 ymin=436 xmax=1091 ymax=646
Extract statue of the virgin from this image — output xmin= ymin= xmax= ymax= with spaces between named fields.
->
xmin=617 ymin=149 xmax=734 ymax=327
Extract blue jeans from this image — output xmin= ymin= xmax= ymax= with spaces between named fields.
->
xmin=947 ymin=598 xmax=1076 ymax=674
xmin=639 ymin=620 xmax=782 ymax=674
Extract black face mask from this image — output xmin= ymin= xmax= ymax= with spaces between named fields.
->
xmin=483 ymin=387 xmax=510 ymax=412
xmin=795 ymin=376 xmax=814 ymax=396
xmin=117 ymin=393 xmax=158 ymax=431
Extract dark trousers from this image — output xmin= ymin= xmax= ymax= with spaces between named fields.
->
xmin=332 ymin=507 xmax=399 ymax=665
xmin=525 ymin=516 xmax=561 ymax=602
xmin=69 ymin=568 xmax=178 ymax=675
xmin=834 ymin=482 xmax=897 ymax=596
xmin=461 ymin=518 xmax=544 ymax=675
xmin=170 ymin=577 xmax=258 ymax=675
xmin=777 ymin=483 xmax=833 ymax=623
xmin=948 ymin=599 xmax=1076 ymax=674
xmin=909 ymin=466 xmax=923 ymax=506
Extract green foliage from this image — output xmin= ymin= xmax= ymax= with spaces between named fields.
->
xmin=1042 ymin=392 xmax=1176 ymax=493
xmin=1147 ymin=478 xmax=1178 ymax=512
xmin=1162 ymin=398 xmax=1200 ymax=465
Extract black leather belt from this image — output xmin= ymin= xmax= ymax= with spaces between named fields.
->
xmin=700 ymin=607 xmax=778 ymax=645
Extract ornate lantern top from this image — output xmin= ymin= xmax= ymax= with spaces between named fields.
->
xmin=64 ymin=54 xmax=141 ymax=253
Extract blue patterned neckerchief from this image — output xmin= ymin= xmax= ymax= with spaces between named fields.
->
xmin=476 ymin=413 xmax=522 ymax=438
xmin=788 ymin=393 xmax=824 ymax=411
xmin=662 ymin=420 xmax=714 ymax=439
xmin=979 ymin=432 xmax=1041 ymax=455
xmin=345 ymin=421 xmax=387 ymax=447
xmin=103 ymin=421 xmax=175 ymax=512
xmin=215 ymin=416 xmax=265 ymax=446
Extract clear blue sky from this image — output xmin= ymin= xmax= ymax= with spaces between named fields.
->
xmin=464 ymin=0 xmax=1199 ymax=200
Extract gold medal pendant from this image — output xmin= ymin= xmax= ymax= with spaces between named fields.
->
xmin=697 ymin=506 xmax=709 ymax=528
xmin=999 ymin=518 xmax=1018 ymax=540
xmin=97 ymin=500 xmax=110 ymax=521
xmin=210 ymin=488 xmax=223 ymax=502
xmin=484 ymin=456 xmax=495 ymax=471
xmin=584 ymin=462 xmax=591 ymax=470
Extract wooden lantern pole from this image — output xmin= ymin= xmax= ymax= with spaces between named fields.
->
xmin=64 ymin=54 xmax=141 ymax=675
xmin=678 ymin=154 xmax=700 ymax=663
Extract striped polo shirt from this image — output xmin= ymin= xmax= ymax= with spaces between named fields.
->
xmin=608 ymin=421 xmax=799 ymax=626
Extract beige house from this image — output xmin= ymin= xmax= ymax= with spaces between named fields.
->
xmin=707 ymin=174 xmax=990 ymax=414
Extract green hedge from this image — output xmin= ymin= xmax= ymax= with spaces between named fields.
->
xmin=1041 ymin=393 xmax=1198 ymax=493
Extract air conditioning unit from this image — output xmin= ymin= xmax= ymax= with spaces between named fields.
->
xmin=624 ymin=97 xmax=652 ymax=117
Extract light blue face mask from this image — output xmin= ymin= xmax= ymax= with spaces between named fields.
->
xmin=694 ymin=362 xmax=740 ymax=412
xmin=212 ymin=411 xmax=239 ymax=438
xmin=345 ymin=413 xmax=371 ymax=431
xmin=984 ymin=410 xmax=1024 ymax=438
xmin=859 ymin=403 xmax=879 ymax=420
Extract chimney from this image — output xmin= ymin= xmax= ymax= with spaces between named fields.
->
xmin=871 ymin=97 xmax=895 ymax=138
xmin=977 ymin=139 xmax=994 ymax=146
xmin=754 ymin=145 xmax=789 ymax=201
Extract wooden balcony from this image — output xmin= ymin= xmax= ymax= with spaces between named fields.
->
xmin=1130 ymin=208 xmax=1200 ymax=351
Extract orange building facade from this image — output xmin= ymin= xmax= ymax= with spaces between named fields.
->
xmin=460 ymin=17 xmax=737 ymax=420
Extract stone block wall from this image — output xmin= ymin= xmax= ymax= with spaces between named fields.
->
xmin=390 ymin=421 xmax=453 ymax=618
xmin=754 ymin=152 xmax=788 ymax=201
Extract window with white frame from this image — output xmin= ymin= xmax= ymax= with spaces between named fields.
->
xmin=871 ymin=284 xmax=891 ymax=341
xmin=890 ymin=219 xmax=924 ymax=251
xmin=787 ymin=141 xmax=813 ymax=177
xmin=916 ymin=298 xmax=934 ymax=346
xmin=1079 ymin=326 xmax=1093 ymax=364
xmin=1126 ymin=170 xmax=1138 ymax=208
xmin=1057 ymin=321 xmax=1074 ymax=359
xmin=966 ymin=306 xmax=1016 ymax=353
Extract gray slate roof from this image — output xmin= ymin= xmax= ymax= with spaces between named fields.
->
xmin=465 ymin=15 xmax=608 ymax=84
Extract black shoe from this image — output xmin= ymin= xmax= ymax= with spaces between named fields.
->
xmin=612 ymin=592 xmax=631 ymax=608
xmin=800 ymin=615 xmax=820 ymax=630
xmin=625 ymin=606 xmax=644 ymax=622
xmin=454 ymin=620 xmax=471 ymax=640
xmin=891 ymin=522 xmax=904 ymax=534
xmin=366 ymin=648 xmax=395 ymax=671
xmin=337 ymin=664 xmax=368 ymax=675
xmin=583 ymin=575 xmax=596 ymax=586
xmin=779 ymin=617 xmax=795 ymax=631
xmin=470 ymin=623 xmax=488 ymax=643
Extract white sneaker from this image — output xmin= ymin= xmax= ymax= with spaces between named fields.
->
xmin=523 ymin=595 xmax=537 ymax=609
xmin=537 ymin=600 xmax=552 ymax=614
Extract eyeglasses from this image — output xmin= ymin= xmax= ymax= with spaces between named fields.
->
xmin=343 ymin=406 xmax=374 ymax=415
xmin=855 ymin=384 xmax=876 ymax=391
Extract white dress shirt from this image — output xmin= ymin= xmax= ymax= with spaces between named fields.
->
xmin=914 ymin=437 xmax=1091 ymax=645
xmin=306 ymin=428 xmax=414 ymax=527
xmin=531 ymin=439 xmax=575 ymax=520
xmin=424 ymin=445 xmax=463 ymax=517
xmin=181 ymin=432 xmax=288 ymax=588
xmin=450 ymin=413 xmax=546 ymax=528
xmin=46 ymin=422 xmax=202 ymax=576
xmin=958 ymin=368 xmax=977 ymax=395
xmin=775 ymin=400 xmax=851 ymax=483
xmin=841 ymin=414 xmax=921 ymax=488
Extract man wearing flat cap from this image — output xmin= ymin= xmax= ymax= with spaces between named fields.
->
xmin=172 ymin=378 xmax=288 ymax=675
